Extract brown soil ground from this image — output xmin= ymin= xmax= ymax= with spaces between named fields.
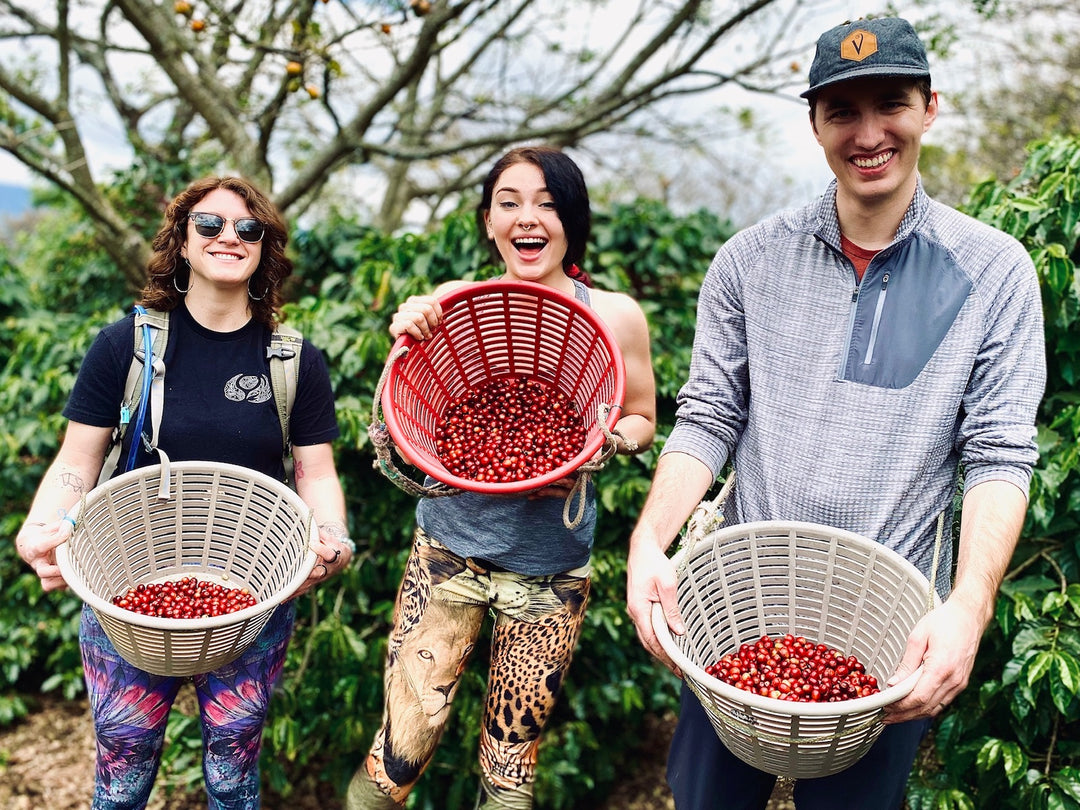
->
xmin=0 ymin=694 xmax=794 ymax=809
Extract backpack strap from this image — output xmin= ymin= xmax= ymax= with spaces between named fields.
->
xmin=98 ymin=307 xmax=170 ymax=486
xmin=268 ymin=322 xmax=303 ymax=484
xmin=99 ymin=310 xmax=302 ymax=487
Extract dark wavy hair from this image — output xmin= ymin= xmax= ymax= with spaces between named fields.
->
xmin=476 ymin=146 xmax=592 ymax=285
xmin=140 ymin=175 xmax=292 ymax=327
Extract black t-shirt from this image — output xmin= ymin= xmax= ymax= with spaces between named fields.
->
xmin=63 ymin=304 xmax=339 ymax=481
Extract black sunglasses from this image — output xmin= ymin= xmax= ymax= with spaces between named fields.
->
xmin=188 ymin=212 xmax=266 ymax=243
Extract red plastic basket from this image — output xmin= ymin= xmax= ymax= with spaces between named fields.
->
xmin=380 ymin=280 xmax=626 ymax=494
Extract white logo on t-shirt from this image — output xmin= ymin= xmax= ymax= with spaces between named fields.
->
xmin=224 ymin=374 xmax=273 ymax=404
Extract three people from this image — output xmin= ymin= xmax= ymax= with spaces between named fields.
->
xmin=626 ymin=16 xmax=1045 ymax=810
xmin=346 ymin=146 xmax=657 ymax=809
xmin=13 ymin=18 xmax=1047 ymax=809
xmin=14 ymin=175 xmax=353 ymax=809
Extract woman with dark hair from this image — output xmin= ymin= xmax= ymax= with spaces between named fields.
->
xmin=15 ymin=175 xmax=352 ymax=809
xmin=475 ymin=146 xmax=593 ymax=284
xmin=347 ymin=146 xmax=656 ymax=809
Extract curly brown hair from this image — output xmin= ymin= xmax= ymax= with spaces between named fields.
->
xmin=140 ymin=176 xmax=292 ymax=327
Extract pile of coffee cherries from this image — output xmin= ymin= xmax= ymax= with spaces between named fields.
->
xmin=706 ymin=633 xmax=880 ymax=703
xmin=111 ymin=577 xmax=257 ymax=619
xmin=435 ymin=376 xmax=587 ymax=484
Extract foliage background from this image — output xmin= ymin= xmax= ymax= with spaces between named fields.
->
xmin=0 ymin=188 xmax=731 ymax=807
xmin=2 ymin=136 xmax=1080 ymax=808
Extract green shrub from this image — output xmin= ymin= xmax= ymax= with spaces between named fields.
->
xmin=907 ymin=136 xmax=1080 ymax=810
xmin=0 ymin=200 xmax=733 ymax=808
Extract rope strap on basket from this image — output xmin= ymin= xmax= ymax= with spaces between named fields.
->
xmin=674 ymin=471 xmax=736 ymax=576
xmin=370 ymin=345 xmax=635 ymax=530
xmin=368 ymin=345 xmax=462 ymax=500
xmin=562 ymin=402 xmax=636 ymax=530
xmin=925 ymin=511 xmax=944 ymax=613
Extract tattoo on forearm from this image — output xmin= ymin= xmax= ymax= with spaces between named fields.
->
xmin=294 ymin=459 xmax=305 ymax=480
xmin=320 ymin=521 xmax=346 ymax=540
xmin=58 ymin=471 xmax=88 ymax=496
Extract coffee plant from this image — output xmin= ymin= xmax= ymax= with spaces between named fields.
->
xmin=905 ymin=136 xmax=1080 ymax=810
xmin=0 ymin=198 xmax=729 ymax=808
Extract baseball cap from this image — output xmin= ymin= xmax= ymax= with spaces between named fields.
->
xmin=801 ymin=17 xmax=930 ymax=99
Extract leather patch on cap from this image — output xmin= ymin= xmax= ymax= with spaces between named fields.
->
xmin=841 ymin=30 xmax=878 ymax=62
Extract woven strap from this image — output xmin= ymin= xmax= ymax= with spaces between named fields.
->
xmin=98 ymin=309 xmax=170 ymax=485
xmin=925 ymin=512 xmax=944 ymax=612
xmin=145 ymin=351 xmax=171 ymax=500
xmin=268 ymin=323 xmax=303 ymax=484
xmin=368 ymin=345 xmax=461 ymax=500
xmin=674 ymin=471 xmax=736 ymax=576
xmin=561 ymin=402 xmax=636 ymax=529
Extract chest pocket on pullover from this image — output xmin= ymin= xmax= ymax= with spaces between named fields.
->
xmin=842 ymin=237 xmax=972 ymax=389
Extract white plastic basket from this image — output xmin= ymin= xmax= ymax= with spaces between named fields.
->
xmin=653 ymin=519 xmax=936 ymax=779
xmin=56 ymin=461 xmax=318 ymax=677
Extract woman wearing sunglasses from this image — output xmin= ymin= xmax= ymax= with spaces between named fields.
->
xmin=14 ymin=175 xmax=351 ymax=809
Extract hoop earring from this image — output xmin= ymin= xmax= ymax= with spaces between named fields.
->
xmin=248 ymin=278 xmax=268 ymax=301
xmin=173 ymin=260 xmax=191 ymax=295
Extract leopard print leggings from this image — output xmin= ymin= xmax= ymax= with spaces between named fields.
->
xmin=347 ymin=529 xmax=590 ymax=809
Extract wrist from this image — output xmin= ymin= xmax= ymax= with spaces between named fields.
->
xmin=18 ymin=519 xmax=46 ymax=535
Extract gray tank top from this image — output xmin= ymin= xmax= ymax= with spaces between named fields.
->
xmin=415 ymin=280 xmax=596 ymax=575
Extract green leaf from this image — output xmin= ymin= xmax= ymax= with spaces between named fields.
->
xmin=976 ymin=737 xmax=1003 ymax=772
xmin=1009 ymin=196 xmax=1047 ymax=212
xmin=1050 ymin=767 xmax=1080 ymax=802
xmin=1056 ymin=650 xmax=1080 ymax=694
xmin=1000 ymin=742 xmax=1027 ymax=786
xmin=1026 ymin=650 xmax=1054 ymax=687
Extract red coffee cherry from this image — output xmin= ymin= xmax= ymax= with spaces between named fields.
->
xmin=435 ymin=376 xmax=587 ymax=484
xmin=704 ymin=634 xmax=880 ymax=703
xmin=111 ymin=576 xmax=257 ymax=618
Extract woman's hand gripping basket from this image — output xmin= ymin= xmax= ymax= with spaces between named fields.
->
xmin=56 ymin=461 xmax=318 ymax=677
xmin=370 ymin=280 xmax=627 ymax=524
xmin=652 ymin=490 xmax=938 ymax=779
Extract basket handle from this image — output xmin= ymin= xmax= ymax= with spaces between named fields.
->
xmin=368 ymin=345 xmax=461 ymax=500
xmin=673 ymin=470 xmax=943 ymax=615
xmin=561 ymin=402 xmax=636 ymax=529
xmin=672 ymin=470 xmax=736 ymax=575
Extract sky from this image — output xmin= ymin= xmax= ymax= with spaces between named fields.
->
xmin=0 ymin=1 xmax=976 ymax=220
xmin=0 ymin=95 xmax=832 ymax=201
xmin=2 ymin=152 xmax=30 ymax=186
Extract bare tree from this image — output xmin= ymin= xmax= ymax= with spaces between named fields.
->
xmin=915 ymin=0 xmax=1080 ymax=206
xmin=0 ymin=0 xmax=823 ymax=285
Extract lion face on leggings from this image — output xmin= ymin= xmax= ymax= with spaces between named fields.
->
xmin=375 ymin=547 xmax=477 ymax=791
xmin=391 ymin=596 xmax=474 ymax=720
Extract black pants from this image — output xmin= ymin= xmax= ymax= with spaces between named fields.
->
xmin=667 ymin=682 xmax=932 ymax=810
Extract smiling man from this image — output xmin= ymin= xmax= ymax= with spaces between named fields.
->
xmin=625 ymin=16 xmax=1046 ymax=810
